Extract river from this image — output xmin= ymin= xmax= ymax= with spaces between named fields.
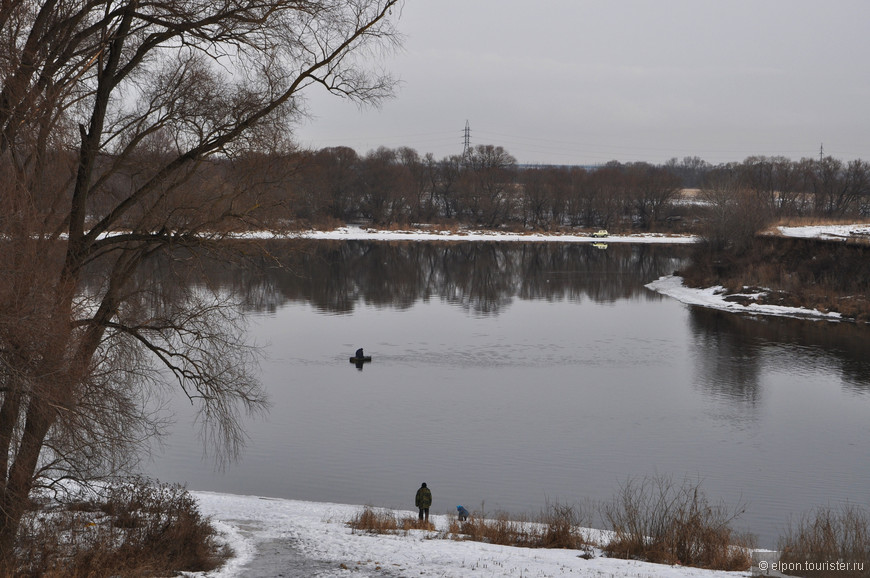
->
xmin=144 ymin=240 xmax=870 ymax=548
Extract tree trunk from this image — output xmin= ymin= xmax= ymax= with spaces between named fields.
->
xmin=0 ymin=397 xmax=56 ymax=562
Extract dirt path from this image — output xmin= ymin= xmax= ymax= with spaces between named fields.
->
xmin=215 ymin=519 xmax=398 ymax=578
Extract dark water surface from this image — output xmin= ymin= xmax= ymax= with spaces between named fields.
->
xmin=146 ymin=241 xmax=870 ymax=548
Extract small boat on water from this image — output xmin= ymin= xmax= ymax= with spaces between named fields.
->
xmin=350 ymin=347 xmax=371 ymax=365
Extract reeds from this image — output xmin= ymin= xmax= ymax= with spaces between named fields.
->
xmin=778 ymin=504 xmax=870 ymax=578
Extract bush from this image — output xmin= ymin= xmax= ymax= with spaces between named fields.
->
xmin=453 ymin=511 xmax=535 ymax=547
xmin=14 ymin=477 xmax=227 ymax=577
xmin=347 ymin=506 xmax=431 ymax=534
xmin=537 ymin=500 xmax=592 ymax=550
xmin=778 ymin=504 xmax=870 ymax=577
xmin=601 ymin=475 xmax=753 ymax=571
xmin=445 ymin=500 xmax=592 ymax=552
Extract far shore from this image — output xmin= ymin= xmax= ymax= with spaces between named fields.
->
xmin=278 ymin=223 xmax=867 ymax=323
xmin=258 ymin=223 xmax=700 ymax=243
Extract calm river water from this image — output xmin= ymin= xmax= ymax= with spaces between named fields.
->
xmin=146 ymin=241 xmax=870 ymax=548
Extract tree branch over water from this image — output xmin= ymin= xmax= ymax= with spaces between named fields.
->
xmin=0 ymin=0 xmax=403 ymax=565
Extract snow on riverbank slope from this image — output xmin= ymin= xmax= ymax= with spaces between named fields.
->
xmin=645 ymin=275 xmax=842 ymax=321
xmin=189 ymin=492 xmax=751 ymax=578
xmin=284 ymin=225 xmax=699 ymax=244
xmin=249 ymin=221 xmax=870 ymax=244
xmin=777 ymin=223 xmax=870 ymax=240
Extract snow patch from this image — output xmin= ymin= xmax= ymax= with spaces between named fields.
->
xmin=189 ymin=492 xmax=751 ymax=578
xmin=645 ymin=275 xmax=842 ymax=321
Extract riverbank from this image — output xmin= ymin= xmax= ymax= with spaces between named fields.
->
xmin=279 ymin=224 xmax=700 ymax=244
xmin=187 ymin=492 xmax=761 ymax=578
xmin=279 ymin=223 xmax=870 ymax=323
xmin=678 ymin=225 xmax=870 ymax=323
xmin=645 ymin=275 xmax=846 ymax=321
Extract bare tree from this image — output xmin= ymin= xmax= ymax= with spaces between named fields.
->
xmin=519 ymin=167 xmax=551 ymax=229
xmin=458 ymin=144 xmax=517 ymax=226
xmin=807 ymin=156 xmax=870 ymax=217
xmin=434 ymin=154 xmax=463 ymax=219
xmin=0 ymin=0 xmax=402 ymax=562
xmin=699 ymin=164 xmax=768 ymax=253
xmin=396 ymin=146 xmax=432 ymax=222
xmin=299 ymin=146 xmax=362 ymax=221
xmin=359 ymin=146 xmax=411 ymax=225
xmin=588 ymin=162 xmax=625 ymax=228
xmin=626 ymin=163 xmax=681 ymax=229
xmin=564 ymin=166 xmax=592 ymax=227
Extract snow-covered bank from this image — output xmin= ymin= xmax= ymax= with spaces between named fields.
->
xmin=249 ymin=221 xmax=870 ymax=245
xmin=777 ymin=223 xmax=870 ymax=240
xmin=189 ymin=492 xmax=753 ymax=578
xmin=642 ymin=222 xmax=870 ymax=322
xmin=645 ymin=275 xmax=842 ymax=321
xmin=258 ymin=225 xmax=700 ymax=244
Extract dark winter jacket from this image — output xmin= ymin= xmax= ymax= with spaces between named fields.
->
xmin=415 ymin=486 xmax=432 ymax=509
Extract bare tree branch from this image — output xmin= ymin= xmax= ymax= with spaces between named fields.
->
xmin=0 ymin=0 xmax=402 ymax=562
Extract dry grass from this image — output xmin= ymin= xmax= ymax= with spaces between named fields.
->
xmin=601 ymin=475 xmax=753 ymax=571
xmin=778 ymin=504 xmax=870 ymax=577
xmin=13 ymin=478 xmax=227 ymax=577
xmin=347 ymin=488 xmax=755 ymax=572
xmin=344 ymin=480 xmax=768 ymax=574
xmin=347 ymin=505 xmax=433 ymax=535
xmin=451 ymin=512 xmax=536 ymax=547
xmin=355 ymin=500 xmax=594 ymax=553
xmin=536 ymin=501 xmax=594 ymax=550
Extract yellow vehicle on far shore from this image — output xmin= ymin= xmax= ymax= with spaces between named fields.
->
xmin=591 ymin=229 xmax=609 ymax=238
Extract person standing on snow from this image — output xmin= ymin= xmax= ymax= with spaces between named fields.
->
xmin=415 ymin=482 xmax=432 ymax=522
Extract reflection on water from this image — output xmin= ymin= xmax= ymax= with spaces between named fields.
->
xmin=229 ymin=241 xmax=689 ymax=314
xmin=690 ymin=307 xmax=870 ymax=400
xmin=146 ymin=241 xmax=870 ymax=549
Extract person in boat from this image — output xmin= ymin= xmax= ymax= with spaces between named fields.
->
xmin=456 ymin=505 xmax=470 ymax=521
xmin=355 ymin=347 xmax=364 ymax=359
xmin=415 ymin=482 xmax=432 ymax=522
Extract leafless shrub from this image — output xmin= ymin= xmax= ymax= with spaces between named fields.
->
xmin=537 ymin=500 xmax=593 ymax=550
xmin=14 ymin=477 xmax=226 ymax=577
xmin=347 ymin=506 xmax=399 ymax=535
xmin=347 ymin=506 xmax=432 ymax=535
xmin=448 ymin=500 xmax=593 ymax=551
xmin=602 ymin=475 xmax=753 ymax=571
xmin=457 ymin=512 xmax=535 ymax=547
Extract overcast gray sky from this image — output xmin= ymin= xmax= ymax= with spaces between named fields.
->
xmin=293 ymin=1 xmax=870 ymax=166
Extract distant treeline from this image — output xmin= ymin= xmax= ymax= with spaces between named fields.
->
xmin=65 ymin=144 xmax=870 ymax=234
xmin=276 ymin=146 xmax=870 ymax=231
